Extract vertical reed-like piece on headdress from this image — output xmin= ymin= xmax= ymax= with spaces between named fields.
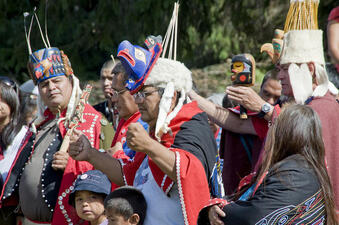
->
xmin=24 ymin=12 xmax=34 ymax=55
xmin=44 ymin=0 xmax=51 ymax=48
xmin=34 ymin=11 xmax=49 ymax=48
xmin=162 ymin=1 xmax=179 ymax=60
xmin=284 ymin=0 xmax=319 ymax=32
xmin=110 ymin=54 xmax=116 ymax=65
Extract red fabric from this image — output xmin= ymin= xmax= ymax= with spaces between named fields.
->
xmin=121 ymin=102 xmax=211 ymax=225
xmin=174 ymin=148 xmax=211 ymax=225
xmin=0 ymin=146 xmax=3 ymax=160
xmin=47 ymin=104 xmax=102 ymax=225
xmin=111 ymin=111 xmax=142 ymax=160
xmin=251 ymin=117 xmax=268 ymax=141
xmin=328 ymin=6 xmax=339 ymax=22
xmin=228 ymin=106 xmax=258 ymax=116
xmin=0 ymin=131 xmax=33 ymax=208
xmin=111 ymin=112 xmax=142 ymax=189
xmin=308 ymin=93 xmax=339 ymax=213
xmin=220 ymin=108 xmax=267 ymax=195
xmin=237 ymin=172 xmax=256 ymax=192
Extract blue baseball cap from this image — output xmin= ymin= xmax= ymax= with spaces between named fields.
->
xmin=117 ymin=35 xmax=162 ymax=94
xmin=69 ymin=170 xmax=111 ymax=205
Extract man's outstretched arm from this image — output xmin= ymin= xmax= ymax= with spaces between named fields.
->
xmin=69 ymin=129 xmax=125 ymax=186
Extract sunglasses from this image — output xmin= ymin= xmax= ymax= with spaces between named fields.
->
xmin=0 ymin=76 xmax=17 ymax=92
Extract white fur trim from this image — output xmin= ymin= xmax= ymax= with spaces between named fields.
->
xmin=288 ymin=63 xmax=313 ymax=104
xmin=145 ymin=58 xmax=192 ymax=93
xmin=155 ymin=82 xmax=174 ymax=141
xmin=146 ymin=58 xmax=193 ymax=140
xmin=312 ymin=63 xmax=329 ymax=97
xmin=328 ymin=82 xmax=339 ymax=96
xmin=175 ymin=151 xmax=189 ymax=225
xmin=280 ymin=30 xmax=325 ymax=65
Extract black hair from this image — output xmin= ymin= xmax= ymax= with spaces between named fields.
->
xmin=104 ymin=186 xmax=147 ymax=225
xmin=18 ymin=92 xmax=38 ymax=126
xmin=0 ymin=80 xmax=21 ymax=150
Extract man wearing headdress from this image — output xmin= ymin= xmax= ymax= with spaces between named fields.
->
xmin=1 ymin=45 xmax=104 ymax=225
xmin=69 ymin=37 xmax=218 ymax=225
xmin=233 ymin=0 xmax=339 ymax=214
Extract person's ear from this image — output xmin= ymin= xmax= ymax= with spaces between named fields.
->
xmin=128 ymin=213 xmax=140 ymax=225
xmin=170 ymin=91 xmax=178 ymax=111
xmin=307 ymin=62 xmax=317 ymax=84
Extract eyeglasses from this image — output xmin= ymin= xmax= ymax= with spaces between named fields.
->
xmin=110 ymin=88 xmax=126 ymax=98
xmin=133 ymin=89 xmax=159 ymax=100
xmin=0 ymin=76 xmax=17 ymax=92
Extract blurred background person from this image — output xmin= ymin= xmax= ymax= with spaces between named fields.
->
xmin=327 ymin=6 xmax=339 ymax=89
xmin=0 ymin=76 xmax=30 ymax=225
xmin=93 ymin=59 xmax=116 ymax=150
xmin=18 ymin=79 xmax=38 ymax=126
xmin=189 ymin=70 xmax=282 ymax=195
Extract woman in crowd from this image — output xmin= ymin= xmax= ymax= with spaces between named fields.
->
xmin=199 ymin=104 xmax=338 ymax=225
xmin=0 ymin=76 xmax=30 ymax=224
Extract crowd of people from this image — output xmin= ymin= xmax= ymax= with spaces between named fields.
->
xmin=0 ymin=1 xmax=339 ymax=225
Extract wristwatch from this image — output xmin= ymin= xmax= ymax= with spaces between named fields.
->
xmin=257 ymin=102 xmax=272 ymax=118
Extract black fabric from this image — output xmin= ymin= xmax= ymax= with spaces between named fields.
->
xmin=222 ymin=154 xmax=324 ymax=224
xmin=0 ymin=133 xmax=35 ymax=202
xmin=171 ymin=112 xmax=217 ymax=185
xmin=93 ymin=101 xmax=112 ymax=122
xmin=41 ymin=131 xmax=63 ymax=210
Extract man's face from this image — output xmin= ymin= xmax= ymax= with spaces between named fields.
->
xmin=277 ymin=64 xmax=293 ymax=97
xmin=259 ymin=78 xmax=282 ymax=105
xmin=100 ymin=68 xmax=114 ymax=99
xmin=111 ymin=73 xmax=138 ymax=120
xmin=134 ymin=85 xmax=161 ymax=130
xmin=38 ymin=76 xmax=73 ymax=113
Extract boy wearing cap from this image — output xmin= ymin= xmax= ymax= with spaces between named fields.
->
xmin=69 ymin=170 xmax=111 ymax=225
xmin=104 ymin=186 xmax=147 ymax=225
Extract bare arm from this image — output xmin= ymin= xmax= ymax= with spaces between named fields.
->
xmin=226 ymin=86 xmax=274 ymax=122
xmin=126 ymin=123 xmax=177 ymax=181
xmin=69 ymin=129 xmax=124 ymax=186
xmin=328 ymin=21 xmax=339 ymax=65
xmin=188 ymin=90 xmax=257 ymax=135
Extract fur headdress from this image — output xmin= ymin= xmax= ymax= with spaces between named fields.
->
xmin=117 ymin=2 xmax=193 ymax=140
xmin=277 ymin=0 xmax=337 ymax=103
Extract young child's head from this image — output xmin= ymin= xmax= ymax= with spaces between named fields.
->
xmin=104 ymin=186 xmax=147 ymax=225
xmin=69 ymin=170 xmax=112 ymax=225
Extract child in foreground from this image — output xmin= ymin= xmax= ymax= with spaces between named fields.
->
xmin=69 ymin=170 xmax=111 ymax=225
xmin=104 ymin=186 xmax=147 ymax=225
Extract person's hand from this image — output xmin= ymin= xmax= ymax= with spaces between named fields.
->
xmin=52 ymin=151 xmax=69 ymax=171
xmin=107 ymin=141 xmax=123 ymax=155
xmin=208 ymin=205 xmax=226 ymax=225
xmin=226 ymin=86 xmax=265 ymax=112
xmin=69 ymin=128 xmax=93 ymax=162
xmin=188 ymin=89 xmax=198 ymax=100
xmin=126 ymin=123 xmax=153 ymax=152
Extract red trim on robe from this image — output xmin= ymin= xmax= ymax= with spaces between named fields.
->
xmin=121 ymin=102 xmax=211 ymax=224
xmin=47 ymin=104 xmax=102 ymax=225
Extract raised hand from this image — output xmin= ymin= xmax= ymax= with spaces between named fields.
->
xmin=69 ymin=128 xmax=92 ymax=162
xmin=126 ymin=123 xmax=153 ymax=153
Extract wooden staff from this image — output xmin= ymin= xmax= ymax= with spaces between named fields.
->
xmin=59 ymin=84 xmax=92 ymax=152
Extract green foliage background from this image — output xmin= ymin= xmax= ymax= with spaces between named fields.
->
xmin=0 ymin=0 xmax=338 ymax=98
